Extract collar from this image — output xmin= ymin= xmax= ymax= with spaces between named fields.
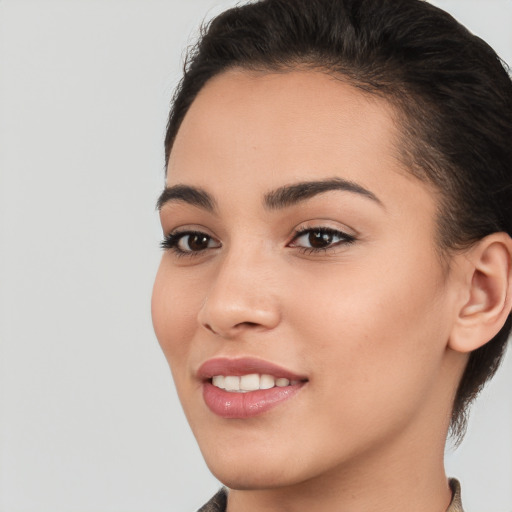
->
xmin=447 ymin=479 xmax=464 ymax=512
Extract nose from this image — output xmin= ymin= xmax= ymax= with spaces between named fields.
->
xmin=197 ymin=244 xmax=281 ymax=339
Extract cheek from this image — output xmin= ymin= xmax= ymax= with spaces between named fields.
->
xmin=151 ymin=261 xmax=200 ymax=366
xmin=287 ymin=249 xmax=450 ymax=410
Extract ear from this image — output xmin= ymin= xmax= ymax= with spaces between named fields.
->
xmin=448 ymin=233 xmax=512 ymax=353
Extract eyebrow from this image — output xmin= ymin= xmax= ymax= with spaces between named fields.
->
xmin=156 ymin=177 xmax=383 ymax=212
xmin=156 ymin=184 xmax=216 ymax=212
xmin=263 ymin=177 xmax=383 ymax=210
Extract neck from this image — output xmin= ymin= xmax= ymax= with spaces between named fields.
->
xmin=227 ymin=440 xmax=452 ymax=512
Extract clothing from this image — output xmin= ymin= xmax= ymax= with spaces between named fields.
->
xmin=197 ymin=488 xmax=227 ymax=512
xmin=449 ymin=479 xmax=464 ymax=512
xmin=197 ymin=478 xmax=464 ymax=512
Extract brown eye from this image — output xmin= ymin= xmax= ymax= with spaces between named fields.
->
xmin=308 ymin=230 xmax=334 ymax=248
xmin=160 ymin=230 xmax=221 ymax=255
xmin=289 ymin=227 xmax=355 ymax=252
xmin=178 ymin=233 xmax=213 ymax=252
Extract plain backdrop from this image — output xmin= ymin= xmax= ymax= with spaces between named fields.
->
xmin=0 ymin=1 xmax=511 ymax=511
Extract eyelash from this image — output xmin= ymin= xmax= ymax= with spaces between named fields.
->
xmin=160 ymin=230 xmax=220 ymax=258
xmin=290 ymin=227 xmax=356 ymax=254
xmin=160 ymin=227 xmax=356 ymax=257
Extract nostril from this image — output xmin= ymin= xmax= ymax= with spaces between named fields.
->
xmin=204 ymin=323 xmax=218 ymax=335
xmin=202 ymin=320 xmax=263 ymax=337
xmin=236 ymin=321 xmax=259 ymax=328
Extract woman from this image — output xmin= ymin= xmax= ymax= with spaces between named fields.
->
xmin=152 ymin=0 xmax=512 ymax=510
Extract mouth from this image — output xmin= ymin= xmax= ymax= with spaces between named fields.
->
xmin=211 ymin=373 xmax=302 ymax=392
xmin=198 ymin=357 xmax=308 ymax=419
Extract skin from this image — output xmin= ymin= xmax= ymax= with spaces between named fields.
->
xmin=152 ymin=69 xmax=494 ymax=511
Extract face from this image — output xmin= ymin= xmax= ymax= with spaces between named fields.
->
xmin=152 ymin=70 xmax=461 ymax=490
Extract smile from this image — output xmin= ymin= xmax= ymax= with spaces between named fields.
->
xmin=211 ymin=374 xmax=301 ymax=392
xmin=199 ymin=358 xmax=308 ymax=418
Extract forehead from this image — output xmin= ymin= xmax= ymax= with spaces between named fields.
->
xmin=166 ymin=69 xmax=430 ymax=214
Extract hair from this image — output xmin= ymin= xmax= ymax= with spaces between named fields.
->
xmin=164 ymin=0 xmax=512 ymax=439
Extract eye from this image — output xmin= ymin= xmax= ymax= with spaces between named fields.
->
xmin=289 ymin=227 xmax=355 ymax=252
xmin=161 ymin=230 xmax=221 ymax=255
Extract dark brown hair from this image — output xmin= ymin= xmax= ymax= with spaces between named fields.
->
xmin=164 ymin=0 xmax=512 ymax=439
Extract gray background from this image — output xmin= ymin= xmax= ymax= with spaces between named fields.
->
xmin=0 ymin=1 xmax=510 ymax=510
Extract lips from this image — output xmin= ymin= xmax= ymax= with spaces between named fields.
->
xmin=198 ymin=357 xmax=307 ymax=419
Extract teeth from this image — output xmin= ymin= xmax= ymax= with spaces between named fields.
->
xmin=212 ymin=375 xmax=225 ymax=388
xmin=259 ymin=374 xmax=275 ymax=390
xmin=211 ymin=373 xmax=299 ymax=392
xmin=240 ymin=373 xmax=260 ymax=391
xmin=224 ymin=376 xmax=240 ymax=391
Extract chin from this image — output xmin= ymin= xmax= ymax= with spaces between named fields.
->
xmin=197 ymin=430 xmax=343 ymax=492
xmin=205 ymin=457 xmax=306 ymax=491
xmin=200 ymin=445 xmax=282 ymax=488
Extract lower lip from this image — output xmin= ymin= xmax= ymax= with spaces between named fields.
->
xmin=203 ymin=381 xmax=305 ymax=419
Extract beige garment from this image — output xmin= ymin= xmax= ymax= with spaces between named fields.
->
xmin=197 ymin=478 xmax=464 ymax=511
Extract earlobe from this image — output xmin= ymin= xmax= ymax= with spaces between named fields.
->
xmin=448 ymin=233 xmax=512 ymax=353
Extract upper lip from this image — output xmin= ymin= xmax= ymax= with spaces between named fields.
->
xmin=197 ymin=357 xmax=308 ymax=381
